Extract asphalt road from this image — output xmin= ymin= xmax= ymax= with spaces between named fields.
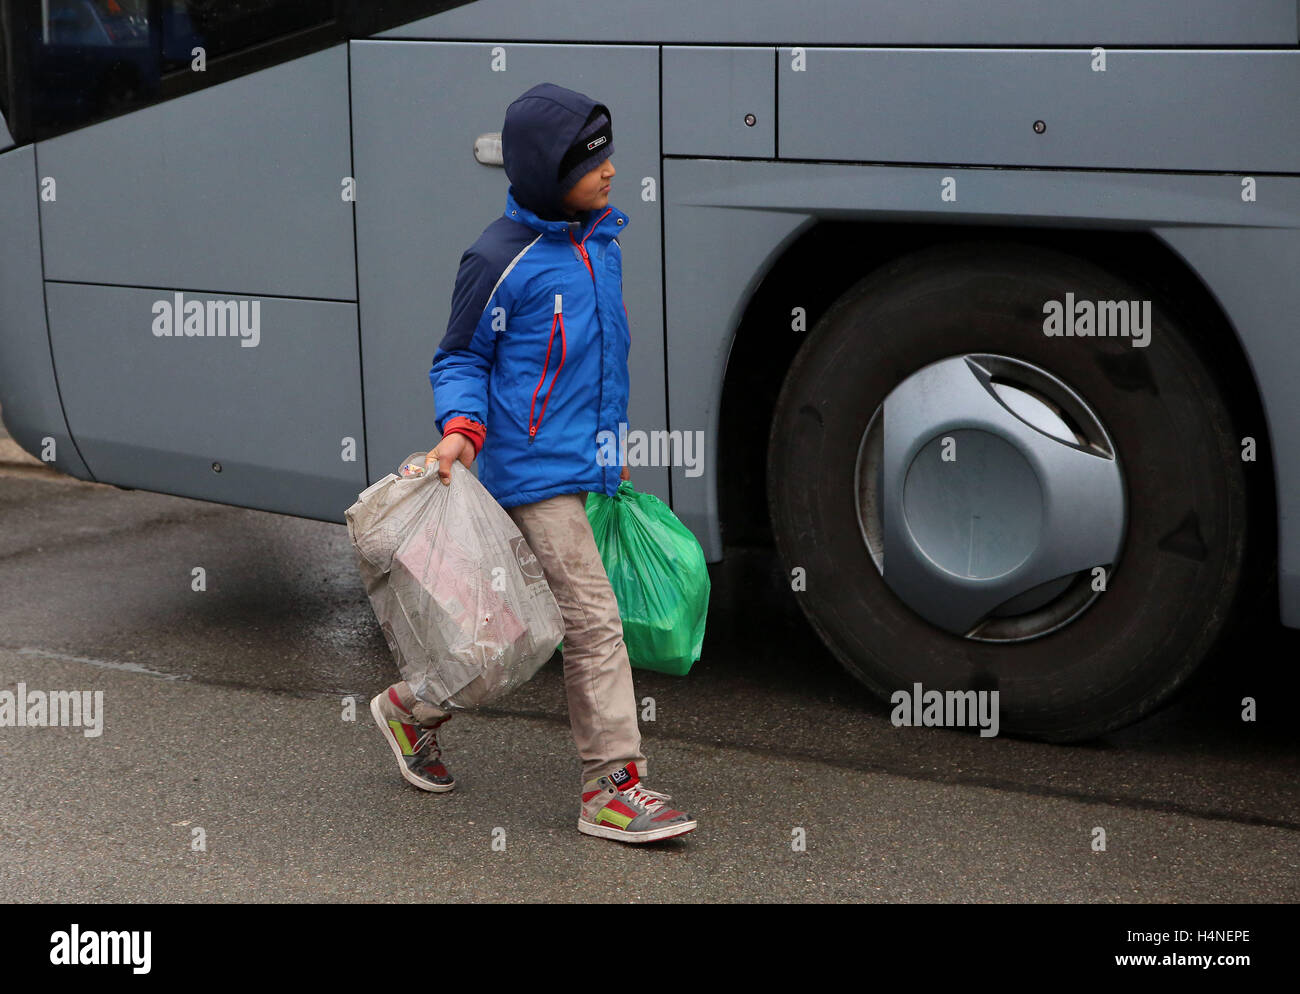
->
xmin=1 ymin=430 xmax=1297 ymax=903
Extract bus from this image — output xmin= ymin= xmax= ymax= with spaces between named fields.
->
xmin=2 ymin=0 xmax=1297 ymax=740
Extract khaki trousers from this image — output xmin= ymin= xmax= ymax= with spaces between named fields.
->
xmin=397 ymin=491 xmax=647 ymax=785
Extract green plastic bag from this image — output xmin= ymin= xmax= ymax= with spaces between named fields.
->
xmin=586 ymin=481 xmax=710 ymax=675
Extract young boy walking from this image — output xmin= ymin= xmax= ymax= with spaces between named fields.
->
xmin=369 ymin=82 xmax=696 ymax=844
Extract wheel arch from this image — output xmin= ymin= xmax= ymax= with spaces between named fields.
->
xmin=717 ymin=222 xmax=1276 ymax=610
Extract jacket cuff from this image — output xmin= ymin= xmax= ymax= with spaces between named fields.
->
xmin=442 ymin=416 xmax=486 ymax=456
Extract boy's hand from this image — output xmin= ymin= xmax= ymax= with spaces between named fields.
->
xmin=426 ymin=433 xmax=476 ymax=485
xmin=620 ymin=464 xmax=630 ymax=482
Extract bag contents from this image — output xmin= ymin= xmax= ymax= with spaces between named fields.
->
xmin=346 ymin=455 xmax=563 ymax=710
xmin=586 ymin=481 xmax=710 ymax=676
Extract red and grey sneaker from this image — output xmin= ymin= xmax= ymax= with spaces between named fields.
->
xmin=578 ymin=762 xmax=696 ymax=843
xmin=369 ymin=687 xmax=455 ymax=792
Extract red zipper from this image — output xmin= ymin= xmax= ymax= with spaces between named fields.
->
xmin=527 ymin=211 xmax=613 ymax=443
xmin=568 ymin=208 xmax=611 ymax=282
xmin=528 ymin=294 xmax=566 ymax=443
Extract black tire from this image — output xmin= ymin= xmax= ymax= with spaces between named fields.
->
xmin=767 ymin=242 xmax=1249 ymax=741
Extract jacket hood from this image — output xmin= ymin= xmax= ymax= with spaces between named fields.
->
xmin=502 ymin=83 xmax=611 ymax=222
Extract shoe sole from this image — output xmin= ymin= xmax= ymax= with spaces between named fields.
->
xmin=577 ymin=818 xmax=697 ymax=843
xmin=370 ymin=695 xmax=456 ymax=793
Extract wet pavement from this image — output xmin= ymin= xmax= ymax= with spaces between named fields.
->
xmin=1 ymin=428 xmax=1297 ymax=902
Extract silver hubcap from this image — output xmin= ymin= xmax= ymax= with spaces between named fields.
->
xmin=854 ymin=355 xmax=1125 ymax=642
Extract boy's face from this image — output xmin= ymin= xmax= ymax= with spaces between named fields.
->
xmin=562 ymin=158 xmax=615 ymax=215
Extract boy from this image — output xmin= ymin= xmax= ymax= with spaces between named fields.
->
xmin=369 ymin=83 xmax=696 ymax=844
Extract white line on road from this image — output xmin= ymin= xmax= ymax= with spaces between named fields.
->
xmin=16 ymin=647 xmax=190 ymax=681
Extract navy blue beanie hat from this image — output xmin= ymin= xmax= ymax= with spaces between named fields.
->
xmin=556 ymin=105 xmax=614 ymax=196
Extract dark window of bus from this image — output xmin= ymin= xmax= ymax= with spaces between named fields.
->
xmin=27 ymin=0 xmax=154 ymax=136
xmin=160 ymin=2 xmax=333 ymax=73
xmin=24 ymin=1 xmax=334 ymax=139
xmin=18 ymin=2 xmax=475 ymax=141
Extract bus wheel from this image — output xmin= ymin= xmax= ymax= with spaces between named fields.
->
xmin=766 ymin=242 xmax=1248 ymax=740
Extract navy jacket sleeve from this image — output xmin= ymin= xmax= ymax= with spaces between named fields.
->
xmin=429 ymin=249 xmax=503 ymax=436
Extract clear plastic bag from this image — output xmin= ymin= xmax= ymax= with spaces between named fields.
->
xmin=345 ymin=454 xmax=563 ymax=710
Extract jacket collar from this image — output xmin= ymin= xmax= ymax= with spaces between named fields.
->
xmin=505 ymin=187 xmax=629 ymax=242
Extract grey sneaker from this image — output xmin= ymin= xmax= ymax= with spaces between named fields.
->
xmin=370 ymin=686 xmax=455 ymax=792
xmin=578 ymin=761 xmax=696 ymax=843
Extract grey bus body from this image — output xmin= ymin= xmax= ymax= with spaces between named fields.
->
xmin=2 ymin=2 xmax=1298 ymax=734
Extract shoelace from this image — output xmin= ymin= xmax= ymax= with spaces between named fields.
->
xmin=412 ymin=726 xmax=443 ymax=760
xmin=622 ymin=784 xmax=671 ymax=810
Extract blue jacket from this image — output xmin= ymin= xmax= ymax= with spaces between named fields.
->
xmin=429 ymin=87 xmax=631 ymax=509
